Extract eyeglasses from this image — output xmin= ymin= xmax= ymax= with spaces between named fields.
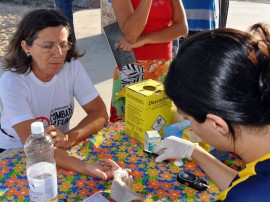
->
xmin=33 ymin=42 xmax=72 ymax=53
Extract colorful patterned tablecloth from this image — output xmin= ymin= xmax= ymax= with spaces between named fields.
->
xmin=0 ymin=122 xmax=245 ymax=201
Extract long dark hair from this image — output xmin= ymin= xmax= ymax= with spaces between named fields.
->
xmin=3 ymin=9 xmax=83 ymax=74
xmin=165 ymin=23 xmax=270 ymax=138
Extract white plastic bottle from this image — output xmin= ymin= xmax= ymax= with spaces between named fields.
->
xmin=24 ymin=122 xmax=58 ymax=202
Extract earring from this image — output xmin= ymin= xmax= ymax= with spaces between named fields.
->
xmin=26 ymin=52 xmax=31 ymax=57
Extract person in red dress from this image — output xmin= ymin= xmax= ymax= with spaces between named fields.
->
xmin=110 ymin=0 xmax=188 ymax=122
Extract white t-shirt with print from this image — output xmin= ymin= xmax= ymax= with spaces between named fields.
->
xmin=0 ymin=59 xmax=98 ymax=149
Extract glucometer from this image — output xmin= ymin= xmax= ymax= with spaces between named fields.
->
xmin=177 ymin=171 xmax=209 ymax=191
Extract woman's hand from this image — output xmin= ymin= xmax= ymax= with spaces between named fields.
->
xmin=111 ymin=168 xmax=143 ymax=202
xmin=85 ymin=159 xmax=132 ymax=180
xmin=115 ymin=39 xmax=134 ymax=51
xmin=45 ymin=125 xmax=69 ymax=148
xmin=154 ymin=136 xmax=198 ymax=163
xmin=115 ymin=37 xmax=146 ymax=51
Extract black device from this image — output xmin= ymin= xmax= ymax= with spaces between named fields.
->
xmin=143 ymin=149 xmax=170 ymax=163
xmin=177 ymin=171 xmax=209 ymax=191
xmin=103 ymin=22 xmax=136 ymax=67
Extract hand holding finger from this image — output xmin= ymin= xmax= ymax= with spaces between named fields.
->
xmin=111 ymin=170 xmax=143 ymax=202
xmin=125 ymin=175 xmax=134 ymax=189
xmin=47 ymin=127 xmax=68 ymax=148
xmin=89 ymin=159 xmax=133 ymax=180
xmin=116 ymin=39 xmax=133 ymax=51
xmin=155 ymin=152 xmax=168 ymax=163
xmin=44 ymin=125 xmax=56 ymax=134
xmin=54 ymin=134 xmax=68 ymax=148
xmin=153 ymin=144 xmax=165 ymax=154
xmin=115 ymin=39 xmax=124 ymax=49
xmin=154 ymin=136 xmax=198 ymax=162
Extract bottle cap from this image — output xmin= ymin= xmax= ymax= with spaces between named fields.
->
xmin=31 ymin=122 xmax=44 ymax=134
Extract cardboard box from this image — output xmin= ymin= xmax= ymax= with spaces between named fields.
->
xmin=164 ymin=120 xmax=213 ymax=152
xmin=144 ymin=130 xmax=161 ymax=152
xmin=163 ymin=120 xmax=191 ymax=139
xmin=125 ymin=79 xmax=173 ymax=144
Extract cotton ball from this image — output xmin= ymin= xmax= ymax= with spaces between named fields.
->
xmin=114 ymin=168 xmax=128 ymax=178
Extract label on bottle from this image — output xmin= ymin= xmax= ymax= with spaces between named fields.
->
xmin=27 ymin=162 xmax=58 ymax=201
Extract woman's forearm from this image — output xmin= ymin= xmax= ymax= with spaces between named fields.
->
xmin=112 ymin=0 xmax=152 ymax=43
xmin=54 ymin=148 xmax=89 ymax=175
xmin=65 ymin=96 xmax=108 ymax=147
xmin=192 ymin=146 xmax=238 ymax=191
xmin=140 ymin=23 xmax=188 ymax=45
xmin=66 ymin=110 xmax=108 ymax=147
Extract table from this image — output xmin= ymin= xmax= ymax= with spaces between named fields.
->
xmin=0 ymin=122 xmax=245 ymax=201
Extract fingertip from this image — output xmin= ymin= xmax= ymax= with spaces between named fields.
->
xmin=127 ymin=175 xmax=134 ymax=187
xmin=125 ymin=169 xmax=132 ymax=174
xmin=102 ymin=158 xmax=111 ymax=164
xmin=104 ymin=158 xmax=119 ymax=167
xmin=128 ymin=175 xmax=133 ymax=181
xmin=45 ymin=125 xmax=55 ymax=133
xmin=114 ymin=43 xmax=120 ymax=49
xmin=101 ymin=173 xmax=107 ymax=181
xmin=155 ymin=157 xmax=162 ymax=163
xmin=153 ymin=146 xmax=160 ymax=154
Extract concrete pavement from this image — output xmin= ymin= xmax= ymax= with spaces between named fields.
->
xmin=71 ymin=8 xmax=116 ymax=126
xmin=226 ymin=1 xmax=270 ymax=31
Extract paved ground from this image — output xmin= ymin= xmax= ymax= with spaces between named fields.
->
xmin=1 ymin=1 xmax=270 ymax=127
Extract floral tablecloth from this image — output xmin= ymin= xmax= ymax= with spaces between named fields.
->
xmin=0 ymin=122 xmax=245 ymax=201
